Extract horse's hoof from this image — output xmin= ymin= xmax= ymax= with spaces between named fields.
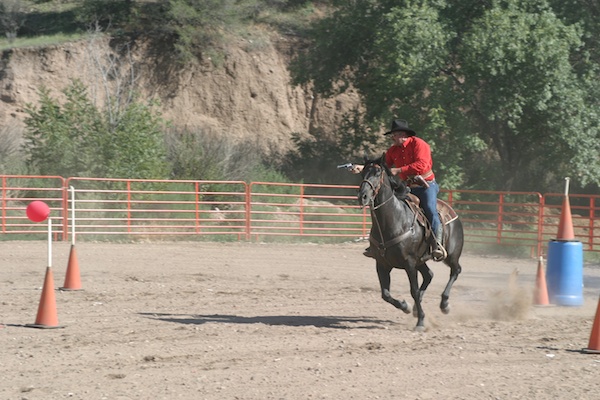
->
xmin=413 ymin=325 xmax=426 ymax=333
xmin=400 ymin=301 xmax=411 ymax=314
xmin=440 ymin=298 xmax=450 ymax=314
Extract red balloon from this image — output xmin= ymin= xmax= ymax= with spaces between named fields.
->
xmin=26 ymin=201 xmax=50 ymax=222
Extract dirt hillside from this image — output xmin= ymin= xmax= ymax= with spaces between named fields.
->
xmin=0 ymin=34 xmax=359 ymax=154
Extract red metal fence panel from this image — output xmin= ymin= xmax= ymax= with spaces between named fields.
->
xmin=65 ymin=177 xmax=249 ymax=240
xmin=442 ymin=189 xmax=544 ymax=256
xmin=1 ymin=175 xmax=598 ymax=255
xmin=0 ymin=175 xmax=66 ymax=237
xmin=248 ymin=182 xmax=368 ymax=240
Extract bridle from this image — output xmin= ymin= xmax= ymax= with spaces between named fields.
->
xmin=360 ymin=164 xmax=394 ymax=210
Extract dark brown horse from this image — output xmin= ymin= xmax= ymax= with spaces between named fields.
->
xmin=357 ymin=154 xmax=464 ymax=331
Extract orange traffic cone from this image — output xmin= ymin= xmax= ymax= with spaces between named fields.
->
xmin=534 ymin=256 xmax=550 ymax=306
xmin=583 ymin=295 xmax=600 ymax=354
xmin=557 ymin=178 xmax=575 ymax=241
xmin=26 ymin=266 xmax=62 ymax=329
xmin=60 ymin=244 xmax=82 ymax=291
xmin=557 ymin=195 xmax=575 ymax=241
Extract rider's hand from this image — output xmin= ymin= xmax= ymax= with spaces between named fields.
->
xmin=351 ymin=165 xmax=364 ymax=174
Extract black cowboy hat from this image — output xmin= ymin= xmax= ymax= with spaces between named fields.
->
xmin=384 ymin=119 xmax=416 ymax=136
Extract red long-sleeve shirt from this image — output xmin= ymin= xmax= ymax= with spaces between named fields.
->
xmin=385 ymin=136 xmax=435 ymax=181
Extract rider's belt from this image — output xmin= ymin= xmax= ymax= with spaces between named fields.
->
xmin=420 ymin=170 xmax=434 ymax=180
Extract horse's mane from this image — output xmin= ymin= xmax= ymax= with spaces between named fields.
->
xmin=366 ymin=153 xmax=410 ymax=200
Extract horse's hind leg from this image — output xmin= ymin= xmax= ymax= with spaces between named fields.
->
xmin=440 ymin=259 xmax=462 ymax=314
xmin=406 ymin=267 xmax=426 ymax=331
xmin=413 ymin=263 xmax=433 ymax=317
xmin=376 ymin=263 xmax=411 ymax=314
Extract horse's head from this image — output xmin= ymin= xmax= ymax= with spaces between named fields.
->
xmin=357 ymin=153 xmax=409 ymax=208
xmin=357 ymin=154 xmax=387 ymax=208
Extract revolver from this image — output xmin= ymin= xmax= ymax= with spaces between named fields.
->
xmin=408 ymin=175 xmax=430 ymax=188
xmin=337 ymin=163 xmax=354 ymax=171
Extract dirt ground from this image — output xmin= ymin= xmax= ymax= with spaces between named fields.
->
xmin=1 ymin=240 xmax=600 ymax=400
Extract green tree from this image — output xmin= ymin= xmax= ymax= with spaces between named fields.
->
xmin=161 ymin=0 xmax=316 ymax=64
xmin=0 ymin=121 xmax=26 ymax=174
xmin=0 ymin=0 xmax=28 ymax=42
xmin=166 ymin=127 xmax=287 ymax=183
xmin=102 ymin=98 xmax=169 ymax=179
xmin=76 ymin=0 xmax=134 ymax=29
xmin=457 ymin=1 xmax=599 ymax=190
xmin=23 ymin=80 xmax=169 ymax=179
xmin=165 ymin=0 xmax=240 ymax=63
xmin=23 ymin=82 xmax=104 ymax=177
xmin=281 ymin=110 xmax=381 ymax=185
xmin=291 ymin=0 xmax=600 ymax=192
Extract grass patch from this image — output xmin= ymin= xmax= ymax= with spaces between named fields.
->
xmin=0 ymin=33 xmax=84 ymax=51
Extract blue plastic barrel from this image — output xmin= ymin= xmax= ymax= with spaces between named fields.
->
xmin=546 ymin=240 xmax=583 ymax=306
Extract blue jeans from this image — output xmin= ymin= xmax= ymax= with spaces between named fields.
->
xmin=410 ymin=180 xmax=440 ymax=234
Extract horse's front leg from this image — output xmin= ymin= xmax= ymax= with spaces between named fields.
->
xmin=376 ymin=263 xmax=411 ymax=314
xmin=406 ymin=267 xmax=426 ymax=331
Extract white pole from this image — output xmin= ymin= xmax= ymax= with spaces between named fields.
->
xmin=70 ymin=186 xmax=76 ymax=245
xmin=564 ymin=177 xmax=570 ymax=197
xmin=47 ymin=218 xmax=52 ymax=268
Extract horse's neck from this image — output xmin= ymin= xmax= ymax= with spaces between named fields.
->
xmin=373 ymin=186 xmax=406 ymax=215
xmin=373 ymin=184 xmax=393 ymax=206
xmin=373 ymin=187 xmax=412 ymax=228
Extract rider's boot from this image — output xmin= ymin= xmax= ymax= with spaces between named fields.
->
xmin=363 ymin=246 xmax=376 ymax=259
xmin=432 ymin=225 xmax=447 ymax=262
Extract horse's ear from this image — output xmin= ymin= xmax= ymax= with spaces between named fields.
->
xmin=381 ymin=152 xmax=388 ymax=167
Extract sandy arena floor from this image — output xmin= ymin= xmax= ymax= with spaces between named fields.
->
xmin=1 ymin=241 xmax=600 ymax=399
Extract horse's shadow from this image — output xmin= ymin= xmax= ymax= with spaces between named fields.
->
xmin=139 ymin=313 xmax=395 ymax=330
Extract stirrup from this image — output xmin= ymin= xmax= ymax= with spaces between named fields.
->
xmin=432 ymin=243 xmax=447 ymax=262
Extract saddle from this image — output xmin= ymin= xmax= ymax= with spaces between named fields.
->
xmin=404 ymin=194 xmax=458 ymax=238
